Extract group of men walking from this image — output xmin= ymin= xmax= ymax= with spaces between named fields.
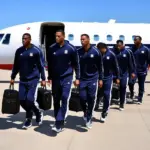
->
xmin=10 ymin=30 xmax=150 ymax=133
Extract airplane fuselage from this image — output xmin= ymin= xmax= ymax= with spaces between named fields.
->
xmin=0 ymin=21 xmax=150 ymax=70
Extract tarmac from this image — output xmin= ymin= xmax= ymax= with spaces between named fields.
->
xmin=0 ymin=70 xmax=150 ymax=150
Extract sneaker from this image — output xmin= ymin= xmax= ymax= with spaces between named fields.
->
xmin=119 ymin=107 xmax=124 ymax=111
xmin=137 ymin=101 xmax=142 ymax=105
xmin=119 ymin=104 xmax=124 ymax=111
xmin=86 ymin=120 xmax=92 ymax=129
xmin=52 ymin=126 xmax=64 ymax=133
xmin=36 ymin=112 xmax=43 ymax=126
xmin=22 ymin=119 xmax=32 ymax=129
xmin=100 ymin=112 xmax=107 ymax=123
xmin=52 ymin=123 xmax=64 ymax=133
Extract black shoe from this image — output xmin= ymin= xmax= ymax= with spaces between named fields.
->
xmin=22 ymin=119 xmax=32 ymax=129
xmin=36 ymin=112 xmax=43 ymax=126
xmin=52 ymin=121 xmax=64 ymax=133
xmin=137 ymin=99 xmax=142 ymax=105
xmin=100 ymin=112 xmax=108 ymax=123
xmin=119 ymin=104 xmax=124 ymax=111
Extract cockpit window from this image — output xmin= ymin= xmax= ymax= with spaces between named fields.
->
xmin=2 ymin=34 xmax=11 ymax=45
xmin=0 ymin=34 xmax=4 ymax=42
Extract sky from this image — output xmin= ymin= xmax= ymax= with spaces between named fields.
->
xmin=0 ymin=0 xmax=150 ymax=29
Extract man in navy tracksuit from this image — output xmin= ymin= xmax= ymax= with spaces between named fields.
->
xmin=129 ymin=36 xmax=150 ymax=104
xmin=113 ymin=40 xmax=135 ymax=110
xmin=47 ymin=30 xmax=80 ymax=133
xmin=97 ymin=43 xmax=120 ymax=122
xmin=10 ymin=33 xmax=46 ymax=129
xmin=78 ymin=34 xmax=103 ymax=129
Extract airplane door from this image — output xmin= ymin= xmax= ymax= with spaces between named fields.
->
xmin=43 ymin=35 xmax=46 ymax=61
xmin=43 ymin=35 xmax=47 ymax=61
xmin=40 ymin=35 xmax=47 ymax=67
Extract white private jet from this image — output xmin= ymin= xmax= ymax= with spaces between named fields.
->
xmin=0 ymin=19 xmax=150 ymax=70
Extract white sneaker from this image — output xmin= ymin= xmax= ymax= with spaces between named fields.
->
xmin=100 ymin=112 xmax=107 ymax=123
xmin=100 ymin=117 xmax=106 ymax=122
xmin=137 ymin=101 xmax=142 ymax=105
xmin=52 ymin=125 xmax=64 ymax=133
xmin=119 ymin=107 xmax=124 ymax=111
xmin=86 ymin=120 xmax=92 ymax=129
xmin=22 ymin=119 xmax=32 ymax=129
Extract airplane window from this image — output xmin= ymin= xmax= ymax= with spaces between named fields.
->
xmin=0 ymin=34 xmax=4 ymax=42
xmin=119 ymin=35 xmax=125 ymax=41
xmin=68 ymin=34 xmax=74 ymax=41
xmin=107 ymin=35 xmax=112 ymax=41
xmin=94 ymin=35 xmax=99 ymax=41
xmin=2 ymin=34 xmax=11 ymax=45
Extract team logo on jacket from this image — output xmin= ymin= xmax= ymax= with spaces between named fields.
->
xmin=90 ymin=54 xmax=94 ymax=58
xmin=141 ymin=51 xmax=144 ymax=53
xmin=64 ymin=50 xmax=68 ymax=54
xmin=123 ymin=54 xmax=126 ymax=57
xmin=30 ymin=53 xmax=33 ymax=57
xmin=107 ymin=56 xmax=110 ymax=59
xmin=53 ymin=52 xmax=56 ymax=55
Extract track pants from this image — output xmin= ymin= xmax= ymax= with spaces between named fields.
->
xmin=79 ymin=79 xmax=98 ymax=122
xmin=120 ymin=76 xmax=128 ymax=107
xmin=102 ymin=78 xmax=113 ymax=113
xmin=128 ymin=73 xmax=146 ymax=102
xmin=52 ymin=76 xmax=72 ymax=122
xmin=19 ymin=79 xmax=41 ymax=119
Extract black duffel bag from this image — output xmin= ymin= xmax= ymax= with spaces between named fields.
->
xmin=111 ymin=83 xmax=120 ymax=100
xmin=37 ymin=86 xmax=52 ymax=110
xmin=69 ymin=87 xmax=82 ymax=112
xmin=2 ymin=84 xmax=20 ymax=114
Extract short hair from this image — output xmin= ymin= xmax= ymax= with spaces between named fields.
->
xmin=134 ymin=35 xmax=142 ymax=40
xmin=22 ymin=33 xmax=31 ymax=39
xmin=116 ymin=40 xmax=124 ymax=45
xmin=56 ymin=29 xmax=65 ymax=35
xmin=97 ymin=42 xmax=107 ymax=49
xmin=81 ymin=34 xmax=89 ymax=39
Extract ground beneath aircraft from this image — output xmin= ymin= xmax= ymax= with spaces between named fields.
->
xmin=0 ymin=70 xmax=150 ymax=150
